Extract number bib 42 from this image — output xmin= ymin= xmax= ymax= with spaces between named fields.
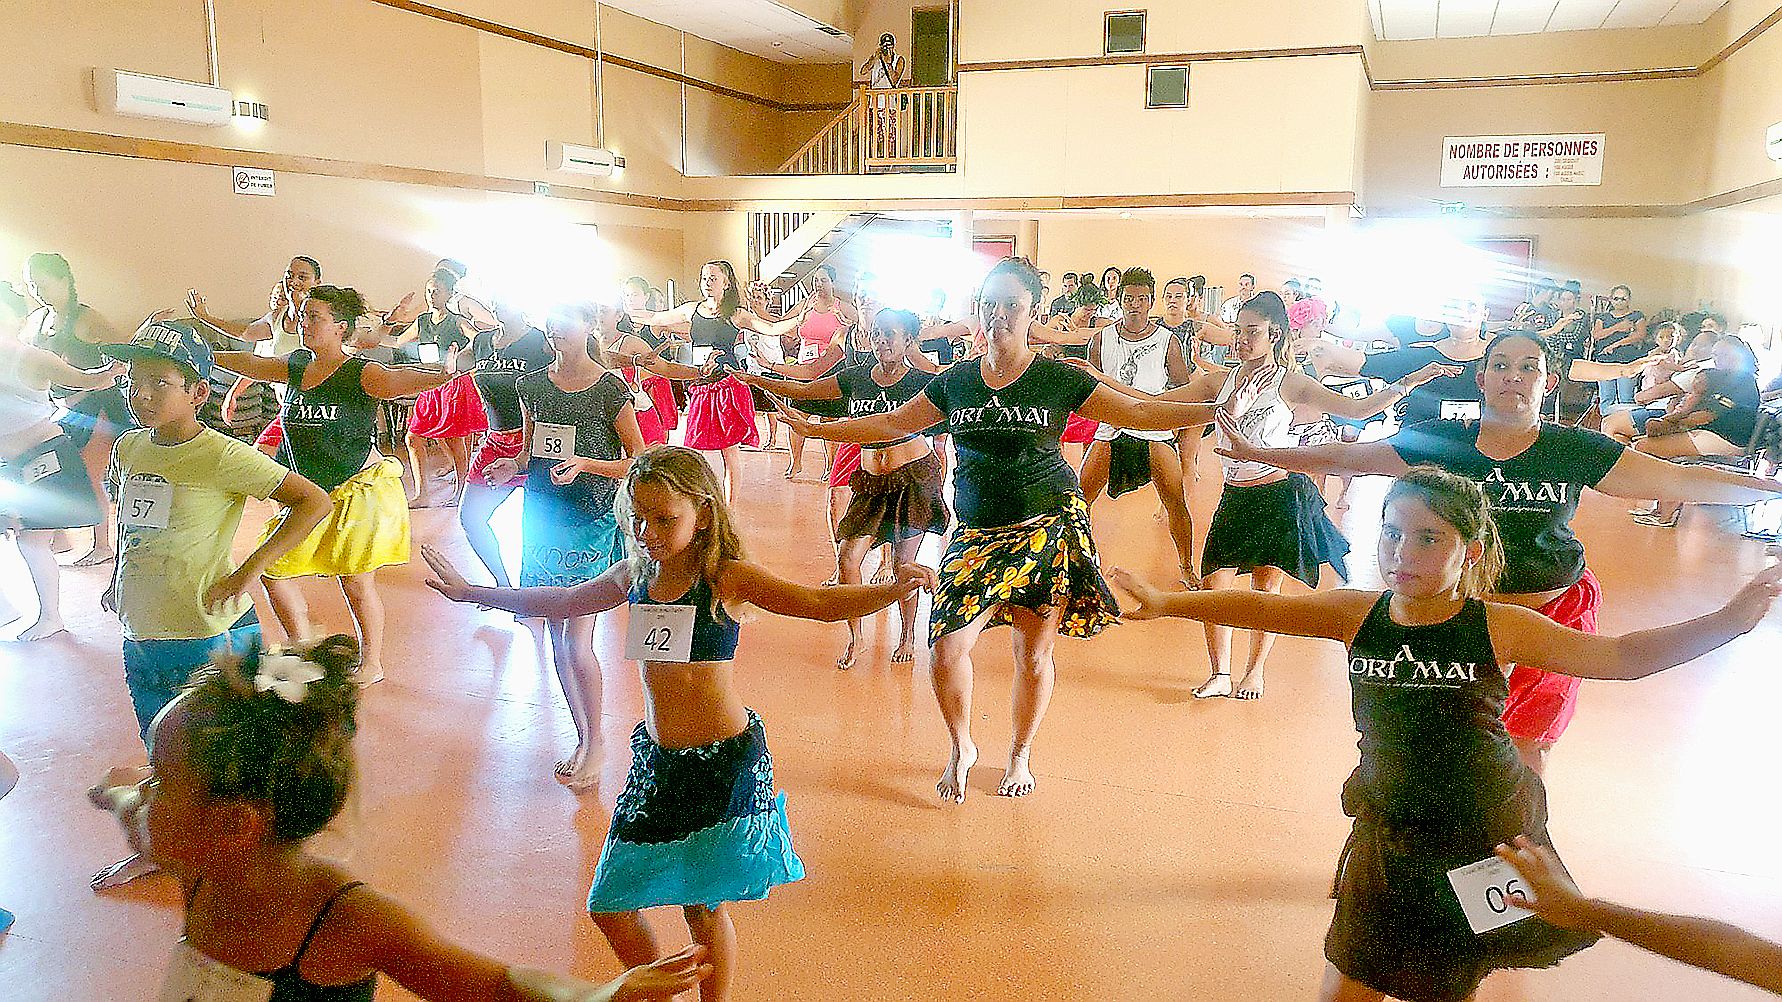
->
xmin=625 ymin=604 xmax=696 ymax=663
xmin=158 ymin=942 xmax=275 ymax=1002
xmin=119 ymin=478 xmax=175 ymax=530
xmin=1446 ymin=855 xmax=1537 ymax=935
xmin=532 ymin=423 xmax=576 ymax=460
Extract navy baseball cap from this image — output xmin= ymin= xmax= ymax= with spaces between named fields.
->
xmin=103 ymin=318 xmax=215 ymax=380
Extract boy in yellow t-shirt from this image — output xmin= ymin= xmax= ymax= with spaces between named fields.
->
xmin=88 ymin=319 xmax=330 ymax=889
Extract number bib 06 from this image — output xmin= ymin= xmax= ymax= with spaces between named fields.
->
xmin=624 ymin=604 xmax=696 ymax=663
xmin=1445 ymin=855 xmax=1537 ymax=935
xmin=532 ymin=423 xmax=576 ymax=460
xmin=158 ymin=942 xmax=275 ymax=1002
xmin=119 ymin=478 xmax=175 ymax=530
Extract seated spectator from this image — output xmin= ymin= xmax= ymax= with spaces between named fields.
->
xmin=1591 ymin=284 xmax=1649 ymax=411
xmin=1601 ymin=320 xmax=1688 ymax=444
xmin=1219 ymin=273 xmax=1257 ymax=325
xmin=1511 ymin=277 xmax=1560 ymax=331
xmin=1632 ymin=334 xmax=1763 ymax=526
xmin=1539 ymin=280 xmax=1592 ymax=362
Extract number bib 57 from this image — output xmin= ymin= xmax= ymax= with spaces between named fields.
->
xmin=119 ymin=478 xmax=175 ymax=530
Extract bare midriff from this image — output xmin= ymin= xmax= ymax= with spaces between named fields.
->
xmin=861 ymin=436 xmax=932 ymax=476
xmin=640 ymin=660 xmax=751 ymax=749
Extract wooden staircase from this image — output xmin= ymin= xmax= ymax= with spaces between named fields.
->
xmin=776 ymin=85 xmax=958 ymax=175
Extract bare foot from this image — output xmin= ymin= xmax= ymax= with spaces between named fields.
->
xmin=91 ymin=853 xmax=158 ymax=891
xmin=1179 ymin=568 xmax=1202 ymax=591
xmin=16 ymin=618 xmax=68 ymax=642
xmin=936 ymin=742 xmax=977 ymax=803
xmin=1235 ymin=668 xmax=1265 ymax=700
xmin=997 ymin=749 xmax=1036 ymax=797
xmin=1192 ymin=672 xmax=1231 ymax=699
xmin=783 ymin=462 xmax=803 ymax=480
xmin=70 ymin=550 xmax=113 ymax=568
xmin=871 ymin=563 xmax=894 ymax=585
xmin=354 ymin=664 xmax=386 ymax=688
xmin=836 ymin=637 xmax=857 ymax=671
xmin=890 ymin=639 xmax=916 ymax=664
xmin=564 ymin=768 xmax=600 ymax=794
xmin=1153 ymin=505 xmax=1168 ymax=522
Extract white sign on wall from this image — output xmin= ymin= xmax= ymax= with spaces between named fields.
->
xmin=231 ymin=166 xmax=275 ymax=196
xmin=1440 ymin=134 xmax=1605 ymax=188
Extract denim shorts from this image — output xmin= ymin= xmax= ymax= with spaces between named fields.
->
xmin=121 ymin=609 xmax=261 ymax=744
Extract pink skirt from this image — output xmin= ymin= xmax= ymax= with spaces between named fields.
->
xmin=409 ymin=374 xmax=488 ymax=440
xmin=683 ymin=376 xmax=760 ymax=451
xmin=1062 ymin=412 xmax=1099 ymax=444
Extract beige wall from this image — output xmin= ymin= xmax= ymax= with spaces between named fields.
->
xmin=1700 ymin=13 xmax=1782 ymax=199
xmin=958 ymin=0 xmax=1368 ymax=63
xmin=1693 ymin=194 xmax=1782 ymax=334
xmin=1020 ymin=214 xmax=1335 ymax=301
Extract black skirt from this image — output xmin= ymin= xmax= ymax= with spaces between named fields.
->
xmin=835 ymin=450 xmax=950 ymax=544
xmin=1325 ymin=774 xmax=1600 ymax=1002
xmin=1201 ymin=473 xmax=1349 ymax=586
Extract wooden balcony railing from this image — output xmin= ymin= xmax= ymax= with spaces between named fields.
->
xmin=777 ymin=85 xmax=958 ymax=175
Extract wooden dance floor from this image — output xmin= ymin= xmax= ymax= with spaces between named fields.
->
xmin=2 ymin=444 xmax=1779 ymax=1000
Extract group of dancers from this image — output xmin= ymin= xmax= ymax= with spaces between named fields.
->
xmin=4 ymin=248 xmax=1782 ymax=1001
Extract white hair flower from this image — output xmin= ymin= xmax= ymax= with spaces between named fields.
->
xmin=254 ymin=653 xmax=325 ymax=703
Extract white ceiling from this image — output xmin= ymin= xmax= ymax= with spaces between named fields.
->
xmin=602 ymin=0 xmax=854 ymax=64
xmin=1370 ymin=0 xmax=1731 ymax=39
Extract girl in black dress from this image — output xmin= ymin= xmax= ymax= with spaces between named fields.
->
xmin=1111 ymin=467 xmax=1782 ymax=1002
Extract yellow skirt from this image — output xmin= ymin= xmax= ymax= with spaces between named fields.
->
xmin=262 ymin=458 xmax=410 ymax=579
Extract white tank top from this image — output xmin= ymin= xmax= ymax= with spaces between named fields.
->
xmin=0 ymin=343 xmax=59 ymax=433
xmin=1214 ymin=365 xmax=1296 ymax=485
xmin=1095 ymin=323 xmax=1175 ymax=443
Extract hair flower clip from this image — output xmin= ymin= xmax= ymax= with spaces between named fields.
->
xmin=254 ymin=653 xmax=325 ymax=703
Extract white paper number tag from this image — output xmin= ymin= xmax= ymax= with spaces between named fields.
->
xmin=417 ymin=342 xmax=442 ymax=364
xmin=1441 ymin=400 xmax=1483 ymax=421
xmin=22 ymin=450 xmax=61 ymax=483
xmin=625 ymin=604 xmax=696 ymax=663
xmin=158 ymin=942 xmax=275 ymax=1002
xmin=119 ymin=478 xmax=174 ymax=530
xmin=532 ymin=422 xmax=575 ymax=460
xmin=1446 ymin=855 xmax=1537 ymax=935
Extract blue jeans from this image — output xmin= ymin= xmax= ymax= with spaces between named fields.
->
xmin=1597 ymin=377 xmax=1637 ymax=411
xmin=121 ymin=610 xmax=261 ymax=744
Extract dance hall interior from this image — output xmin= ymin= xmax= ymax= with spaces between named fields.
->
xmin=3 ymin=1 xmax=1782 ymax=999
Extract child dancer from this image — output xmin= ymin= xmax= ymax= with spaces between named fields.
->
xmin=1111 ymin=467 xmax=1782 ymax=1002
xmin=420 ymin=445 xmax=935 ymax=1001
xmin=92 ymin=636 xmax=712 ymax=1001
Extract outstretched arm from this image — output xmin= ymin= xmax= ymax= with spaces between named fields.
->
xmin=1214 ymin=411 xmax=1410 ymax=478
xmin=211 ymin=350 xmax=292 ymax=383
xmin=360 ymin=360 xmax=454 ymax=400
xmin=774 ymin=394 xmax=943 ymax=444
xmin=1486 ymin=563 xmax=1782 ymax=681
xmin=1594 ymin=448 xmax=1782 ymax=506
xmin=421 ymin=545 xmax=633 ymax=620
xmin=1282 ymin=364 xmax=1456 ymax=422
xmin=735 ymin=370 xmax=842 ymax=401
xmin=1110 ymin=569 xmax=1377 ymax=641
xmin=1495 ymin=837 xmax=1782 ymax=994
xmin=1075 ymin=382 xmax=1218 ymax=432
xmin=720 ymin=560 xmax=936 ymax=623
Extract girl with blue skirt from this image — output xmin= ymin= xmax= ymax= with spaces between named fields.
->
xmin=420 ymin=445 xmax=936 ymax=1001
xmin=504 ymin=302 xmax=645 ymax=790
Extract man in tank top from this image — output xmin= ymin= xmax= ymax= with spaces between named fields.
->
xmin=1077 ymin=269 xmax=1200 ymax=583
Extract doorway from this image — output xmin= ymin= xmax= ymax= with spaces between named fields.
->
xmin=911 ymin=6 xmax=951 ymax=86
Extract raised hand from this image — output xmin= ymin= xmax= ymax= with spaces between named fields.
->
xmin=608 ymin=944 xmax=713 ymax=1001
xmin=1212 ymin=409 xmax=1264 ymax=464
xmin=1107 ymin=567 xmax=1169 ymax=620
xmin=386 ymin=291 xmax=424 ymax=327
xmin=769 ymin=396 xmax=816 ymax=435
xmin=419 ymin=544 xmax=475 ymax=603
xmin=185 ymin=289 xmax=210 ymax=319
xmin=1725 ymin=562 xmax=1782 ymax=634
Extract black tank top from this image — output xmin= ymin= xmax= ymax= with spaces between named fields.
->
xmin=279 ymin=352 xmax=378 ymax=493
xmin=29 ymin=304 xmax=104 ymax=399
xmin=182 ymin=879 xmax=376 ymax=1002
xmin=617 ymin=316 xmax=664 ymax=351
xmin=689 ymin=309 xmax=742 ymax=381
xmin=1344 ymin=594 xmax=1525 ymax=827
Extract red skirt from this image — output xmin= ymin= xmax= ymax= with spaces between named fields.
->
xmin=409 ymin=374 xmax=488 ymax=440
xmin=1501 ymin=568 xmax=1601 ymax=745
xmin=645 ymin=374 xmax=679 ymax=432
xmin=1062 ymin=412 xmax=1099 ymax=444
xmin=828 ymin=443 xmax=862 ymax=488
xmin=468 ymin=428 xmax=527 ymax=487
xmin=626 ymin=371 xmax=679 ymax=446
xmin=255 ymin=418 xmax=284 ymax=450
xmin=683 ymin=376 xmax=759 ymax=451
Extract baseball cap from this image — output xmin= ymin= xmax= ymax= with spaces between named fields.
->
xmin=102 ymin=318 xmax=215 ymax=380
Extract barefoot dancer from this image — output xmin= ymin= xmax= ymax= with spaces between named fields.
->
xmin=0 ymin=295 xmax=122 ymax=641
xmin=1112 ymin=467 xmax=1782 ymax=1002
xmin=400 ymin=268 xmax=484 ymax=507
xmin=1216 ymin=328 xmax=1782 ymax=771
xmin=212 ymin=287 xmax=453 ymax=686
xmin=93 ymin=636 xmax=714 ymax=1001
xmin=505 ymin=302 xmax=645 ymax=789
xmin=457 ymin=302 xmax=554 ymax=587
xmin=747 ymin=309 xmax=949 ymax=669
xmin=763 ymin=265 xmax=857 ymax=480
xmin=613 ymin=276 xmax=681 ymax=447
xmin=20 ymin=252 xmax=131 ymax=565
xmin=423 ymin=445 xmax=934 ymax=1002
xmin=788 ymin=257 xmax=1221 ymax=801
xmin=189 ymin=255 xmax=323 ymax=458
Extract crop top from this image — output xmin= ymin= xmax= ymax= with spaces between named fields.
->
xmin=471 ymin=328 xmax=553 ymax=431
xmin=689 ymin=309 xmax=743 ymax=381
xmin=1388 ymin=419 xmax=1625 ymax=594
xmin=629 ymin=574 xmax=741 ymax=662
xmin=1213 ymin=366 xmax=1297 ymax=485
xmin=161 ymin=880 xmax=375 ymax=1002
xmin=278 ymin=352 xmax=378 ymax=493
xmin=395 ymin=312 xmax=468 ymax=364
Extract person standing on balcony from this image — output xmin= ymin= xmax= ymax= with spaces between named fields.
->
xmin=860 ymin=33 xmax=907 ymax=158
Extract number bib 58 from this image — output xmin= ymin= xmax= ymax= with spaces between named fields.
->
xmin=532 ymin=423 xmax=576 ymax=460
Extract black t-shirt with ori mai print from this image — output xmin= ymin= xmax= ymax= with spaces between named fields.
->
xmin=1389 ymin=420 xmax=1625 ymax=594
xmin=835 ymin=363 xmax=933 ymax=445
xmin=472 ymin=329 xmax=554 ymax=431
xmin=922 ymin=356 xmax=1098 ymax=527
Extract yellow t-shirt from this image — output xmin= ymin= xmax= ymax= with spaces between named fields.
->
xmin=108 ymin=428 xmax=292 ymax=640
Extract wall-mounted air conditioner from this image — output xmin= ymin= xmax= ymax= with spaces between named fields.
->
xmin=93 ymin=68 xmax=233 ymax=126
xmin=546 ymin=140 xmax=624 ymax=177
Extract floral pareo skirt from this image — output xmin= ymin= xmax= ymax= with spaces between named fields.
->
xmin=928 ymin=494 xmax=1120 ymax=645
xmin=586 ymin=711 xmax=804 ymax=913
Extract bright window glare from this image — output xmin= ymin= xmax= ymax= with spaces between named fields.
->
xmin=424 ymin=200 xmax=612 ymax=322
xmin=859 ymin=232 xmax=983 ymax=313
xmin=1310 ymin=222 xmax=1517 ymax=327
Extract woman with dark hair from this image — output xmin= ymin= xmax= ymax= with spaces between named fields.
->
xmin=744 ymin=308 xmax=947 ymax=669
xmin=1630 ymin=334 xmax=1764 ymax=527
xmin=756 ymin=264 xmax=859 ymax=480
xmin=1590 ymin=284 xmax=1649 ymax=411
xmin=211 ymin=286 xmax=455 ymax=685
xmin=1218 ymin=327 xmax=1782 ymax=773
xmin=1095 ymin=266 xmax=1123 ymax=325
xmin=627 ymin=260 xmax=787 ymax=502
xmin=782 ymin=256 xmax=1222 ymax=802
xmin=611 ymin=276 xmax=681 ymax=447
xmin=190 ymin=255 xmax=325 ymax=458
xmin=398 ymin=268 xmax=486 ymax=507
xmin=21 ymin=252 xmax=129 ymax=564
